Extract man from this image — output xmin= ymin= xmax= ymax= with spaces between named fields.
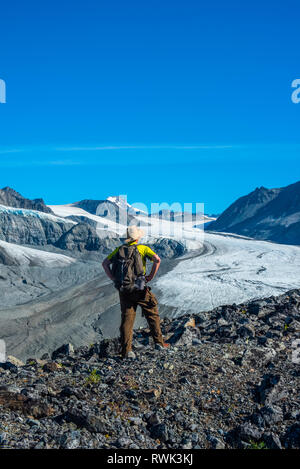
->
xmin=102 ymin=225 xmax=168 ymax=359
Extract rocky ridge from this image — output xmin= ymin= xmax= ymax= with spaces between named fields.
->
xmin=209 ymin=181 xmax=300 ymax=245
xmin=0 ymin=207 xmax=75 ymax=247
xmin=0 ymin=187 xmax=53 ymax=214
xmin=0 ymin=289 xmax=299 ymax=449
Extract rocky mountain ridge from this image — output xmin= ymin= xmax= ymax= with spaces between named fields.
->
xmin=0 ymin=205 xmax=75 ymax=247
xmin=0 ymin=187 xmax=53 ymax=214
xmin=209 ymin=181 xmax=300 ymax=245
xmin=0 ymin=189 xmax=186 ymax=257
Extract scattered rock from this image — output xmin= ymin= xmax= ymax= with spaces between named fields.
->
xmin=90 ymin=338 xmax=120 ymax=358
xmin=144 ymin=387 xmax=162 ymax=399
xmin=150 ymin=423 xmax=169 ymax=443
xmin=0 ymin=361 xmax=17 ymax=372
xmin=6 ymin=356 xmax=24 ymax=367
xmin=117 ymin=437 xmax=133 ymax=448
xmin=0 ymin=389 xmax=53 ymax=418
xmin=51 ymin=343 xmax=74 ymax=360
xmin=263 ymin=432 xmax=282 ymax=449
xmin=260 ymin=405 xmax=283 ymax=426
xmin=239 ymin=423 xmax=263 ymax=442
xmin=65 ymin=410 xmax=109 ymax=433
xmin=57 ymin=431 xmax=81 ymax=449
xmin=43 ymin=362 xmax=62 ymax=373
xmin=283 ymin=424 xmax=300 ymax=449
xmin=207 ymin=435 xmax=225 ymax=449
xmin=255 ymin=374 xmax=284 ymax=405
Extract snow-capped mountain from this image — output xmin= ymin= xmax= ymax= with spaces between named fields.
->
xmin=49 ymin=201 xmax=207 ymax=250
xmin=209 ymin=180 xmax=300 ymax=245
xmin=107 ymin=195 xmax=147 ymax=215
xmin=149 ymin=209 xmax=207 ymax=222
xmin=48 ymin=202 xmax=128 ymax=236
xmin=1 ymin=185 xmax=300 ymax=359
xmin=72 ymin=195 xmax=144 ymax=220
xmin=0 ymin=204 xmax=75 ymax=246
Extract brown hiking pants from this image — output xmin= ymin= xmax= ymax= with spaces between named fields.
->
xmin=119 ymin=287 xmax=164 ymax=356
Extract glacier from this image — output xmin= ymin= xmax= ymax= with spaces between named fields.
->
xmin=0 ymin=240 xmax=76 ymax=267
xmin=0 ymin=204 xmax=76 ymax=225
xmin=155 ymin=232 xmax=300 ymax=315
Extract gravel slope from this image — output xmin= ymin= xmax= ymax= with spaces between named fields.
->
xmin=0 ymin=288 xmax=299 ymax=449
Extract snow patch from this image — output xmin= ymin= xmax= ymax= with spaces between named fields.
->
xmin=0 ymin=204 xmax=75 ymax=225
xmin=0 ymin=240 xmax=76 ymax=267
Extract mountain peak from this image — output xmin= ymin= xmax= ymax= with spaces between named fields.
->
xmin=1 ymin=186 xmax=20 ymax=195
xmin=0 ymin=187 xmax=53 ymax=214
xmin=107 ymin=195 xmax=128 ymax=208
xmin=254 ymin=186 xmax=267 ymax=192
xmin=208 ymin=180 xmax=300 ymax=245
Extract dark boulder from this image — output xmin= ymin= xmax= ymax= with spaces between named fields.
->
xmin=255 ymin=374 xmax=284 ymax=405
xmin=92 ymin=338 xmax=121 ymax=358
xmin=65 ymin=409 xmax=109 ymax=433
xmin=51 ymin=343 xmax=74 ymax=360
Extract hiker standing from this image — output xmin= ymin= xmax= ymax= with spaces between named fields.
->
xmin=102 ymin=225 xmax=168 ymax=358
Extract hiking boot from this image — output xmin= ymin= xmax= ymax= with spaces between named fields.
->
xmin=124 ymin=351 xmax=136 ymax=359
xmin=155 ymin=343 xmax=170 ymax=351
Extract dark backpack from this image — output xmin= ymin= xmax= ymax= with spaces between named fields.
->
xmin=111 ymin=244 xmax=145 ymax=292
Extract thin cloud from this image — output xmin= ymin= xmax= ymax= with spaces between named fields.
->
xmin=0 ymin=142 xmax=298 ymax=167
xmin=0 ymin=159 xmax=83 ymax=168
xmin=1 ymin=143 xmax=300 ymax=156
xmin=55 ymin=144 xmax=234 ymax=152
xmin=0 ymin=143 xmax=234 ymax=158
xmin=48 ymin=160 xmax=83 ymax=166
xmin=0 ymin=148 xmax=25 ymax=154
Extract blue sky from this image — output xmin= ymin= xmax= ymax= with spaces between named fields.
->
xmin=0 ymin=0 xmax=299 ymax=214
